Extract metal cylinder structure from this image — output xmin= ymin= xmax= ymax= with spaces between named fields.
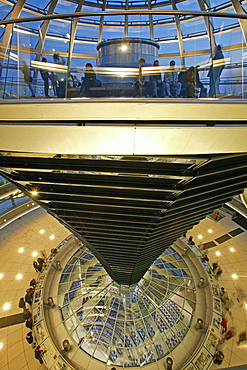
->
xmin=97 ymin=37 xmax=159 ymax=83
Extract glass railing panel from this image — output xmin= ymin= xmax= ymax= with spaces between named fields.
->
xmin=1 ymin=12 xmax=247 ymax=100
xmin=213 ymin=15 xmax=246 ymax=99
xmin=0 ymin=191 xmax=29 ymax=215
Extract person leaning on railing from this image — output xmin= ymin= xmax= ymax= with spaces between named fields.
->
xmin=79 ymin=63 xmax=101 ymax=97
xmin=133 ymin=58 xmax=150 ymax=97
xmin=53 ymin=53 xmax=66 ymax=98
xmin=208 ymin=45 xmax=225 ymax=96
xmin=20 ymin=61 xmax=35 ymax=97
xmin=164 ymin=60 xmax=182 ymax=98
xmin=149 ymin=60 xmax=165 ymax=98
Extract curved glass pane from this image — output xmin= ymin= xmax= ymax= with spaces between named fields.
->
xmin=58 ymin=245 xmax=195 ymax=367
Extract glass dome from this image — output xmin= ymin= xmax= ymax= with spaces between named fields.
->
xmin=58 ymin=244 xmax=196 ymax=367
xmin=1 ymin=0 xmax=247 ymax=98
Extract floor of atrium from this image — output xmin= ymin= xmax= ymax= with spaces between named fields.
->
xmin=0 ymin=207 xmax=246 ymax=369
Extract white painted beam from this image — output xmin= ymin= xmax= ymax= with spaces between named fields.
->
xmin=0 ymin=99 xmax=247 ymax=121
xmin=0 ymin=126 xmax=246 ymax=155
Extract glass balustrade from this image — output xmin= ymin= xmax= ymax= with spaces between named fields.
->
xmin=0 ymin=4 xmax=247 ymax=100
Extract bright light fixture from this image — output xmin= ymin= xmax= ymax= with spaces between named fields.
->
xmin=208 ymin=229 xmax=212 ymax=233
xmin=39 ymin=229 xmax=45 ymax=234
xmin=0 ymin=273 xmax=3 ymax=279
xmin=121 ymin=45 xmax=127 ymax=51
xmin=18 ymin=247 xmax=24 ymax=253
xmin=198 ymin=235 xmax=203 ymax=239
xmin=245 ymin=303 xmax=247 ymax=309
xmin=50 ymin=234 xmax=55 ymax=240
xmin=3 ymin=303 xmax=10 ymax=310
xmin=30 ymin=190 xmax=38 ymax=196
xmin=16 ymin=273 xmax=23 ymax=280
xmin=32 ymin=251 xmax=38 ymax=257
xmin=0 ymin=342 xmax=2 ymax=349
xmin=215 ymin=251 xmax=221 ymax=256
xmin=230 ymin=247 xmax=235 ymax=252
xmin=232 ymin=274 xmax=238 ymax=279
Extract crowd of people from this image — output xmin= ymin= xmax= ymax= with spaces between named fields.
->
xmin=184 ymin=230 xmax=247 ymax=368
xmin=214 ymin=283 xmax=247 ymax=366
xmin=18 ymin=254 xmax=47 ymax=364
xmin=133 ymin=46 xmax=224 ymax=98
xmin=19 ymin=44 xmax=224 ymax=99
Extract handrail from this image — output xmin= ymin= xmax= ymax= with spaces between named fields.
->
xmin=1 ymin=9 xmax=247 ymax=26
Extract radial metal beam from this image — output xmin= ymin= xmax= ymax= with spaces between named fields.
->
xmin=34 ymin=0 xmax=58 ymax=61
xmin=67 ymin=0 xmax=85 ymax=61
xmin=98 ymin=0 xmax=107 ymax=43
xmin=171 ymin=0 xmax=185 ymax=68
xmin=197 ymin=0 xmax=216 ymax=47
xmin=124 ymin=0 xmax=129 ymax=38
xmin=230 ymin=0 xmax=247 ymax=44
xmin=66 ymin=0 xmax=85 ymax=97
xmin=148 ymin=0 xmax=154 ymax=40
xmin=0 ymin=0 xmax=26 ymax=69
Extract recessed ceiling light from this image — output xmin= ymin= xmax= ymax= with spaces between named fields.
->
xmin=18 ymin=247 xmax=24 ymax=253
xmin=49 ymin=234 xmax=55 ymax=240
xmin=215 ymin=251 xmax=221 ymax=256
xmin=198 ymin=235 xmax=203 ymax=239
xmin=3 ymin=219 xmax=6 ymax=222
xmin=16 ymin=273 xmax=23 ymax=280
xmin=208 ymin=229 xmax=212 ymax=233
xmin=0 ymin=342 xmax=3 ymax=349
xmin=0 ymin=273 xmax=3 ymax=279
xmin=30 ymin=190 xmax=38 ymax=196
xmin=32 ymin=251 xmax=38 ymax=257
xmin=121 ymin=45 xmax=127 ymax=51
xmin=39 ymin=229 xmax=45 ymax=234
xmin=3 ymin=303 xmax=10 ymax=310
xmin=32 ymin=203 xmax=34 ymax=205
xmin=245 ymin=303 xmax=247 ymax=309
xmin=230 ymin=247 xmax=235 ymax=252
xmin=232 ymin=274 xmax=238 ymax=279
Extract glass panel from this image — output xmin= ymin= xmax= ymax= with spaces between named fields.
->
xmin=56 ymin=240 xmax=196 ymax=366
xmin=0 ymin=9 xmax=247 ymax=99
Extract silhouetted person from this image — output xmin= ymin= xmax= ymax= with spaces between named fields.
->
xmin=25 ymin=292 xmax=33 ymax=306
xmin=20 ymin=61 xmax=35 ymax=97
xmin=208 ymin=45 xmax=225 ymax=96
xmin=33 ymin=261 xmax=42 ymax=272
xmin=214 ymin=351 xmax=224 ymax=365
xmin=40 ymin=57 xmax=50 ymax=98
xmin=34 ymin=345 xmax=43 ymax=364
xmin=25 ymin=317 xmax=33 ymax=329
xmin=164 ymin=60 xmax=181 ymax=97
xmin=53 ymin=53 xmax=66 ymax=98
xmin=26 ymin=331 xmax=33 ymax=344
xmin=134 ymin=58 xmax=150 ymax=97
xmin=30 ymin=278 xmax=36 ymax=288
xmin=79 ymin=63 xmax=101 ymax=96
xmin=18 ymin=297 xmax=26 ymax=310
xmin=23 ymin=309 xmax=32 ymax=320
xmin=237 ymin=331 xmax=247 ymax=345
xmin=150 ymin=60 xmax=165 ymax=97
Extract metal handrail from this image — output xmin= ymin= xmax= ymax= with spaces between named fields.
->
xmin=1 ymin=9 xmax=247 ymax=26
